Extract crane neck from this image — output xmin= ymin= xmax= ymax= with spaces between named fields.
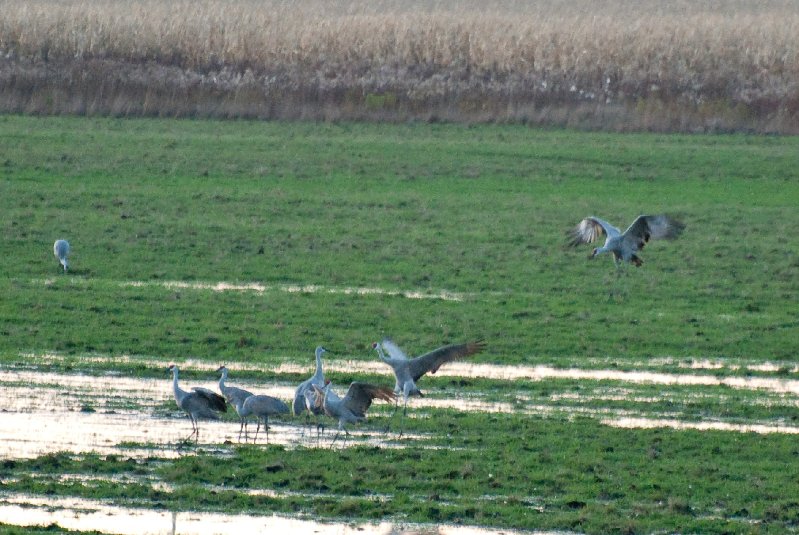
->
xmin=313 ymin=350 xmax=324 ymax=381
xmin=374 ymin=345 xmax=389 ymax=362
xmin=218 ymin=369 xmax=228 ymax=391
xmin=322 ymin=383 xmax=333 ymax=408
xmin=171 ymin=367 xmax=183 ymax=400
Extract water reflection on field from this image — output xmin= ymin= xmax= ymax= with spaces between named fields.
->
xmin=0 ymin=494 xmax=565 ymax=535
xmin=0 ymin=369 xmax=420 ymax=459
xmin=3 ymin=363 xmax=799 ymax=460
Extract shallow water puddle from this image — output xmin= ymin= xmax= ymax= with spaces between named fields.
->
xmin=20 ymin=352 xmax=799 ymax=396
xmin=0 ymin=408 xmax=414 ymax=459
xmin=4 ymin=363 xmax=799 ymax=459
xmin=0 ymin=494 xmax=560 ymax=535
xmin=645 ymin=357 xmax=799 ymax=374
xmin=0 ymin=369 xmax=421 ymax=458
xmin=1 ymin=368 xmax=296 ymax=410
xmin=604 ymin=417 xmax=799 ymax=434
xmin=0 ymin=411 xmax=239 ymax=459
xmin=119 ymin=279 xmax=469 ymax=301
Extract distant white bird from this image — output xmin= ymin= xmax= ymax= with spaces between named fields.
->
xmin=168 ymin=364 xmax=227 ymax=442
xmin=312 ymin=381 xmax=395 ymax=445
xmin=373 ymin=338 xmax=486 ymax=418
xmin=239 ymin=394 xmax=290 ymax=444
xmin=216 ymin=366 xmax=255 ymax=441
xmin=53 ymin=239 xmax=70 ymax=272
xmin=293 ymin=346 xmax=329 ymax=434
xmin=568 ymin=215 xmax=684 ymax=266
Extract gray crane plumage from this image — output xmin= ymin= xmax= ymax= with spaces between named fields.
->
xmin=293 ymin=346 xmax=328 ymax=417
xmin=312 ymin=381 xmax=395 ymax=444
xmin=374 ymin=338 xmax=486 ymax=412
xmin=168 ymin=364 xmax=227 ymax=441
xmin=216 ymin=366 xmax=255 ymax=441
xmin=53 ymin=239 xmax=70 ymax=272
xmin=568 ymin=214 xmax=684 ymax=266
xmin=239 ymin=394 xmax=290 ymax=443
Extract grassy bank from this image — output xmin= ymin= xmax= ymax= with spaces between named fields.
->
xmin=1 ymin=0 xmax=798 ymax=132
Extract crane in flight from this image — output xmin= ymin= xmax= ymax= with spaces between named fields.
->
xmin=568 ymin=214 xmax=684 ymax=267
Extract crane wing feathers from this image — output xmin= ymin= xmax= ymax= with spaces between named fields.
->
xmin=568 ymin=217 xmax=620 ymax=246
xmin=224 ymin=386 xmax=254 ymax=403
xmin=245 ymin=394 xmax=289 ymax=414
xmin=624 ymin=215 xmax=684 ymax=243
xmin=191 ymin=387 xmax=227 ymax=412
xmin=380 ymin=338 xmax=409 ymax=360
xmin=409 ymin=340 xmax=486 ymax=382
xmin=343 ymin=382 xmax=396 ymax=417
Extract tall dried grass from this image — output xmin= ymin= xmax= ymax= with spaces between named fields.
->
xmin=1 ymin=0 xmax=797 ymax=131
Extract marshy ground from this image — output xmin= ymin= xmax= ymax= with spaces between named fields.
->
xmin=1 ymin=116 xmax=798 ymax=533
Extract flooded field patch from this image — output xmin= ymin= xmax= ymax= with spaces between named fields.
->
xmin=118 ymin=279 xmax=469 ymax=301
xmin=3 ymin=362 xmax=799 ymax=459
xmin=604 ymin=417 xmax=799 ymax=434
xmin=0 ymin=493 xmax=558 ymax=535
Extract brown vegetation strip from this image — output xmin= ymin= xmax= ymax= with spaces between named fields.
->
xmin=1 ymin=0 xmax=797 ymax=131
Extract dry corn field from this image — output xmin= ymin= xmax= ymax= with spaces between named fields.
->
xmin=1 ymin=0 xmax=798 ymax=131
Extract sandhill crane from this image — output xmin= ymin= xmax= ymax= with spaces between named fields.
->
xmin=568 ymin=215 xmax=684 ymax=266
xmin=373 ymin=338 xmax=485 ymax=436
xmin=216 ymin=366 xmax=255 ymax=441
xmin=53 ymin=239 xmax=70 ymax=272
xmin=168 ymin=364 xmax=227 ymax=441
xmin=293 ymin=346 xmax=329 ymax=433
xmin=239 ymin=394 xmax=290 ymax=443
xmin=312 ymin=381 xmax=395 ymax=445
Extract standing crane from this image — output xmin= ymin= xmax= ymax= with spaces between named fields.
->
xmin=373 ymin=338 xmax=486 ymax=436
xmin=216 ymin=366 xmax=255 ymax=441
xmin=293 ymin=346 xmax=329 ymax=434
xmin=53 ymin=239 xmax=70 ymax=272
xmin=239 ymin=394 xmax=290 ymax=444
xmin=312 ymin=381 xmax=395 ymax=445
xmin=168 ymin=364 xmax=227 ymax=442
xmin=568 ymin=214 xmax=684 ymax=266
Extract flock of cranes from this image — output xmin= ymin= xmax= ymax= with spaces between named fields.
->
xmin=168 ymin=340 xmax=485 ymax=445
xmin=55 ymin=213 xmax=685 ymax=445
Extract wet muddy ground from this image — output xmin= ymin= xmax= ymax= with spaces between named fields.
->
xmin=0 ymin=493 xmax=563 ymax=535
xmin=3 ymin=358 xmax=799 ymax=532
xmin=3 ymin=359 xmax=799 ymax=461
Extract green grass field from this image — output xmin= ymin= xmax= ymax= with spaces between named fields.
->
xmin=1 ymin=115 xmax=799 ymax=533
